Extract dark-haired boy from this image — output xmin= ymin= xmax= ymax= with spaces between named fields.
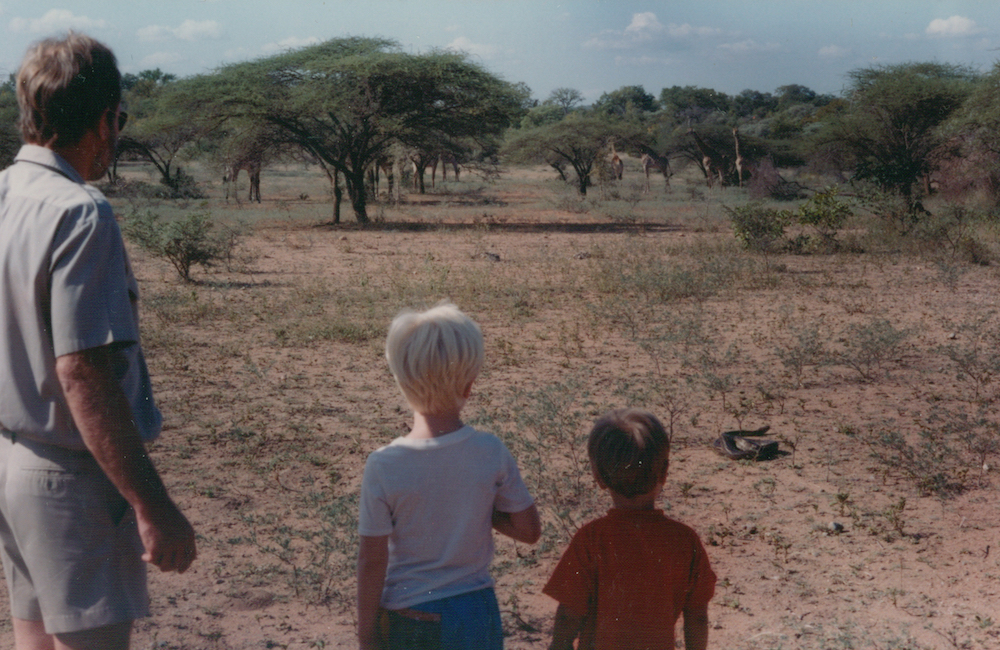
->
xmin=543 ymin=409 xmax=715 ymax=650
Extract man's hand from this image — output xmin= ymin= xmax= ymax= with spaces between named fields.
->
xmin=136 ymin=499 xmax=197 ymax=573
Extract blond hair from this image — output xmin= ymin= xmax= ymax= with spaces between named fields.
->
xmin=588 ymin=409 xmax=670 ymax=498
xmin=385 ymin=302 xmax=484 ymax=415
xmin=17 ymin=32 xmax=121 ymax=147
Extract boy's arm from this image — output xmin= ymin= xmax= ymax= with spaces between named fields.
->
xmin=683 ymin=601 xmax=710 ymax=650
xmin=357 ymin=534 xmax=389 ymax=650
xmin=549 ymin=603 xmax=584 ymax=650
xmin=492 ymin=504 xmax=541 ymax=544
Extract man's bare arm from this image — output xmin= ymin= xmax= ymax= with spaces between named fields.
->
xmin=56 ymin=345 xmax=196 ymax=573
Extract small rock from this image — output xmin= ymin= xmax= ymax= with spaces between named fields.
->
xmin=828 ymin=521 xmax=845 ymax=534
xmin=947 ymin=332 xmax=958 ymax=340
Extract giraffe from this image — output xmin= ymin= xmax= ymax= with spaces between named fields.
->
xmin=640 ymin=150 xmax=671 ymax=193
xmin=224 ymin=155 xmax=262 ymax=203
xmin=733 ymin=126 xmax=746 ymax=189
xmin=369 ymin=156 xmax=394 ymax=198
xmin=439 ymin=151 xmax=461 ymax=182
xmin=688 ymin=127 xmax=727 ymax=189
xmin=410 ymin=151 xmax=439 ymax=193
xmin=609 ymin=142 xmax=624 ymax=181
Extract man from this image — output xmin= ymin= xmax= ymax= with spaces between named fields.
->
xmin=0 ymin=33 xmax=196 ymax=650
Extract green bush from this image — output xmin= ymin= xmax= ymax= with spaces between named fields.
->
xmin=726 ymin=202 xmax=792 ymax=252
xmin=796 ymin=187 xmax=853 ymax=250
xmin=122 ymin=208 xmax=231 ymax=282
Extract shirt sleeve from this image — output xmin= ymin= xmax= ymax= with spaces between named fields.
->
xmin=684 ymin=533 xmax=717 ymax=610
xmin=493 ymin=439 xmax=535 ymax=513
xmin=358 ymin=453 xmax=394 ymax=537
xmin=542 ymin=527 xmax=596 ymax=618
xmin=48 ymin=202 xmax=138 ymax=357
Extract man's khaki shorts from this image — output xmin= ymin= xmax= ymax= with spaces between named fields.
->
xmin=0 ymin=432 xmax=148 ymax=633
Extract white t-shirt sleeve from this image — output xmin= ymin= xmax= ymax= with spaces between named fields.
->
xmin=358 ymin=453 xmax=394 ymax=536
xmin=493 ymin=441 xmax=535 ymax=513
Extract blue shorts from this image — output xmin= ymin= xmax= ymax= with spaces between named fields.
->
xmin=0 ymin=432 xmax=148 ymax=633
xmin=387 ymin=587 xmax=503 ymax=650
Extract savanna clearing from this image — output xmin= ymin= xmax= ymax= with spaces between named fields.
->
xmin=3 ymin=159 xmax=1000 ymax=650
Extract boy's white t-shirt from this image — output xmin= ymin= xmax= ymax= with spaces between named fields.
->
xmin=358 ymin=425 xmax=534 ymax=609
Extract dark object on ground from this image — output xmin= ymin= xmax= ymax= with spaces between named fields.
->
xmin=712 ymin=426 xmax=779 ymax=461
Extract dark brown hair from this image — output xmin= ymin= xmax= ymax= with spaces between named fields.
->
xmin=17 ymin=32 xmax=121 ymax=147
xmin=588 ymin=408 xmax=669 ymax=498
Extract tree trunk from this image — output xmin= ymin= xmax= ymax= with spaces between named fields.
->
xmin=345 ymin=168 xmax=369 ymax=223
xmin=332 ymin=169 xmax=342 ymax=224
xmin=415 ymin=167 xmax=427 ymax=194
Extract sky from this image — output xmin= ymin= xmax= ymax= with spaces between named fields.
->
xmin=1 ymin=1 xmax=999 ymax=103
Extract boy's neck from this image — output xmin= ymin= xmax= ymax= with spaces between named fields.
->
xmin=609 ymin=487 xmax=661 ymax=511
xmin=407 ymin=410 xmax=465 ymax=439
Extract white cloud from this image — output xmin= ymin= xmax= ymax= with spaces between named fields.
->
xmin=718 ymin=39 xmax=780 ymax=54
xmin=927 ymin=15 xmax=980 ymax=37
xmin=625 ymin=12 xmax=664 ymax=38
xmin=444 ymin=24 xmax=460 ymax=33
xmin=818 ymin=44 xmax=849 ymax=58
xmin=137 ymin=19 xmax=221 ymax=42
xmin=261 ymin=36 xmax=321 ymax=54
xmin=667 ymin=23 xmax=721 ymax=38
xmin=9 ymin=9 xmax=105 ymax=33
xmin=584 ymin=12 xmax=720 ymax=50
xmin=447 ymin=36 xmax=499 ymax=58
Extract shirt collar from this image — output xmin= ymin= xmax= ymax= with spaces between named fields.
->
xmin=14 ymin=144 xmax=86 ymax=184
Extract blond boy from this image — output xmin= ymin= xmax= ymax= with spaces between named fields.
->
xmin=544 ymin=409 xmax=715 ymax=650
xmin=357 ymin=303 xmax=541 ymax=650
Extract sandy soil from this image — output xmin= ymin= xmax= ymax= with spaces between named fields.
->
xmin=1 ymin=169 xmax=999 ymax=650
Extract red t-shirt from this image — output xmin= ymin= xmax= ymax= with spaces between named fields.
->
xmin=543 ymin=509 xmax=716 ymax=650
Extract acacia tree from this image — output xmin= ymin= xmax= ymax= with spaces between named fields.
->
xmin=544 ymin=87 xmax=584 ymax=114
xmin=593 ymin=85 xmax=658 ymax=117
xmin=942 ymin=62 xmax=1000 ymax=203
xmin=116 ymin=71 xmax=212 ymax=189
xmin=831 ymin=62 xmax=977 ymax=215
xmin=196 ymin=37 xmax=526 ymax=223
xmin=658 ymin=85 xmax=731 ymax=121
xmin=503 ymin=115 xmax=640 ymax=195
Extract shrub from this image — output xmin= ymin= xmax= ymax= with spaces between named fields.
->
xmin=914 ymin=204 xmax=994 ymax=265
xmin=726 ymin=202 xmax=792 ymax=253
xmin=122 ymin=208 xmax=233 ymax=282
xmin=796 ymin=186 xmax=853 ymax=250
xmin=835 ymin=318 xmax=911 ymax=382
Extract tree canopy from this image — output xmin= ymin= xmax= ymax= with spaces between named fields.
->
xmin=118 ymin=74 xmax=215 ymax=190
xmin=830 ymin=62 xmax=977 ymax=213
xmin=191 ymin=36 xmax=527 ymax=222
xmin=593 ymin=85 xmax=658 ymax=117
xmin=503 ymin=115 xmax=642 ymax=195
xmin=544 ymin=87 xmax=584 ymax=114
